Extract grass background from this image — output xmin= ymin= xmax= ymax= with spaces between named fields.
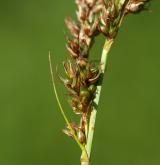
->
xmin=0 ymin=1 xmax=160 ymax=165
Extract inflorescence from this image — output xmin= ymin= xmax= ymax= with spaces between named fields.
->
xmin=57 ymin=0 xmax=150 ymax=145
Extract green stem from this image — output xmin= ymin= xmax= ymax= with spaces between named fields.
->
xmin=86 ymin=39 xmax=114 ymax=158
xmin=83 ymin=1 xmax=129 ymax=162
xmin=80 ymin=39 xmax=114 ymax=165
xmin=81 ymin=150 xmax=90 ymax=165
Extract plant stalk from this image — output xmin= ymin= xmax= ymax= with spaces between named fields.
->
xmin=82 ymin=1 xmax=129 ymax=162
xmin=87 ymin=39 xmax=114 ymax=157
xmin=80 ymin=39 xmax=114 ymax=165
xmin=81 ymin=150 xmax=90 ymax=165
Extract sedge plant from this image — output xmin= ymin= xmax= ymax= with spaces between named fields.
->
xmin=49 ymin=0 xmax=151 ymax=164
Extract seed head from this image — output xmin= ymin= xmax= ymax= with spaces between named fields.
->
xmin=59 ymin=0 xmax=151 ymax=142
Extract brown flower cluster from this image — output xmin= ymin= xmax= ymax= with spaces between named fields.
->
xmin=59 ymin=0 xmax=150 ymax=143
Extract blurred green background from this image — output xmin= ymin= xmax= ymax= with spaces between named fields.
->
xmin=0 ymin=1 xmax=160 ymax=165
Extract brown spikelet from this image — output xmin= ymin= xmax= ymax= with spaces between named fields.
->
xmin=125 ymin=0 xmax=150 ymax=14
xmin=65 ymin=17 xmax=80 ymax=38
